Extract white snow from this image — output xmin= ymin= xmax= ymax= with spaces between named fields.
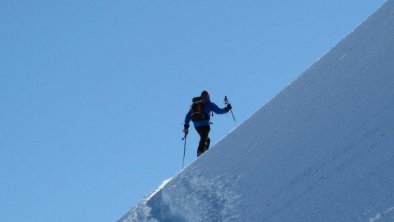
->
xmin=368 ymin=206 xmax=394 ymax=222
xmin=118 ymin=0 xmax=394 ymax=221
xmin=146 ymin=178 xmax=172 ymax=202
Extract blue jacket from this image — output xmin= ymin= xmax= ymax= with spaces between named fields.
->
xmin=184 ymin=95 xmax=228 ymax=128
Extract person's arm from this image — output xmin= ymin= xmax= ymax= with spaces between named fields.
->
xmin=208 ymin=101 xmax=228 ymax=114
xmin=184 ymin=110 xmax=191 ymax=128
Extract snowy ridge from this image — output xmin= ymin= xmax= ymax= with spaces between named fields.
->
xmin=118 ymin=174 xmax=241 ymax=222
xmin=118 ymin=0 xmax=394 ymax=221
xmin=117 ymin=179 xmax=172 ymax=222
xmin=147 ymin=173 xmax=241 ymax=222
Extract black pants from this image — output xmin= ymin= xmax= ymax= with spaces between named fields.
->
xmin=195 ymin=125 xmax=211 ymax=157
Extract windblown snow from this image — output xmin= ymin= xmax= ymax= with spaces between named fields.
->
xmin=118 ymin=1 xmax=394 ymax=221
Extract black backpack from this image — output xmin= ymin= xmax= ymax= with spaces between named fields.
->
xmin=190 ymin=96 xmax=208 ymax=122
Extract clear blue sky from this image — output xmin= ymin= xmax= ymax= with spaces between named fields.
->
xmin=0 ymin=1 xmax=385 ymax=222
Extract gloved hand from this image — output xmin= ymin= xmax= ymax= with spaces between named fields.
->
xmin=225 ymin=103 xmax=232 ymax=112
xmin=183 ymin=124 xmax=189 ymax=135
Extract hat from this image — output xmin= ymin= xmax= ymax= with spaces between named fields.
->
xmin=201 ymin=90 xmax=210 ymax=97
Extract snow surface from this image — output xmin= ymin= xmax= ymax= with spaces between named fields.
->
xmin=118 ymin=1 xmax=394 ymax=221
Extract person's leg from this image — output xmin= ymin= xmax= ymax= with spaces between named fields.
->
xmin=195 ymin=125 xmax=211 ymax=157
xmin=205 ymin=136 xmax=211 ymax=152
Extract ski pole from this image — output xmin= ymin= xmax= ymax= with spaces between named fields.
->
xmin=224 ymin=96 xmax=237 ymax=126
xmin=181 ymin=133 xmax=187 ymax=169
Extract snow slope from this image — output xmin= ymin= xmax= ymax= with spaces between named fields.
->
xmin=118 ymin=1 xmax=394 ymax=221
